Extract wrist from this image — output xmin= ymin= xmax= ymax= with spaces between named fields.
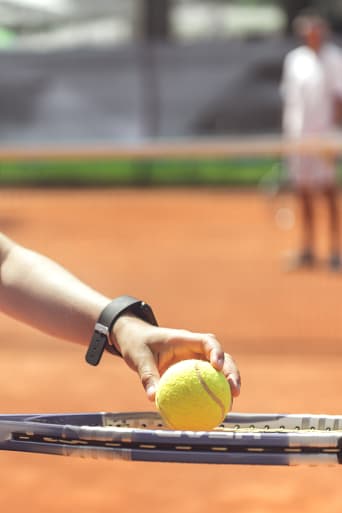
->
xmin=109 ymin=312 xmax=140 ymax=354
xmin=85 ymin=295 xmax=158 ymax=366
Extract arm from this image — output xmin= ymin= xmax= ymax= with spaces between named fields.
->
xmin=0 ymin=233 xmax=109 ymax=345
xmin=333 ymin=97 xmax=342 ymax=125
xmin=328 ymin=46 xmax=342 ymax=125
xmin=0 ymin=233 xmax=241 ymax=400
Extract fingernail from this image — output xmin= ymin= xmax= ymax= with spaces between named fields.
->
xmin=146 ymin=385 xmax=156 ymax=400
xmin=229 ymin=376 xmax=240 ymax=392
xmin=213 ymin=353 xmax=224 ymax=370
xmin=217 ymin=354 xmax=224 ymax=366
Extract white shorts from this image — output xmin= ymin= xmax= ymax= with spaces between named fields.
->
xmin=287 ymin=154 xmax=336 ymax=190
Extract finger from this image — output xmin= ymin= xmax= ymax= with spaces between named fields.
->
xmin=163 ymin=331 xmax=225 ymax=370
xmin=228 ymin=374 xmax=241 ymax=398
xmin=202 ymin=334 xmax=225 ymax=371
xmin=133 ymin=348 xmax=161 ymax=402
xmin=222 ymin=353 xmax=241 ymax=397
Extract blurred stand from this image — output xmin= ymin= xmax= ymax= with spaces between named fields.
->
xmin=0 ymin=38 xmax=289 ymax=144
xmin=0 ymin=1 xmax=340 ymax=146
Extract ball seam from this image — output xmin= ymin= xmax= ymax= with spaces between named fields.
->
xmin=194 ymin=363 xmax=226 ymax=420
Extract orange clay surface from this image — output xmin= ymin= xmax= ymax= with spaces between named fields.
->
xmin=0 ymin=187 xmax=342 ymax=513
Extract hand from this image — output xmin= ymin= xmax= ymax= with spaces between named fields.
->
xmin=111 ymin=314 xmax=241 ymax=402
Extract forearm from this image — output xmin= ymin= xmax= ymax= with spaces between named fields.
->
xmin=0 ymin=234 xmax=109 ymax=345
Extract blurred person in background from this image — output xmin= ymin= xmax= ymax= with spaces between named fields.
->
xmin=280 ymin=11 xmax=342 ymax=271
xmin=0 ymin=233 xmax=240 ymax=400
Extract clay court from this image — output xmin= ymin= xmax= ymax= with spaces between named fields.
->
xmin=0 ymin=187 xmax=341 ymax=513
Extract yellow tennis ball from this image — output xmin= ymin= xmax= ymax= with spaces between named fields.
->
xmin=155 ymin=359 xmax=232 ymax=431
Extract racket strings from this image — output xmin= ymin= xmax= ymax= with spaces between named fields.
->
xmin=104 ymin=419 xmax=342 ymax=434
xmin=99 ymin=412 xmax=342 ymax=432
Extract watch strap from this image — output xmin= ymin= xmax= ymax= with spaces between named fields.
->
xmin=85 ymin=295 xmax=158 ymax=366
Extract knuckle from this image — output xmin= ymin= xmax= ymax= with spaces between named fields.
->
xmin=140 ymin=371 xmax=155 ymax=388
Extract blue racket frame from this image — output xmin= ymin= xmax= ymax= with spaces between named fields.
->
xmin=0 ymin=412 xmax=341 ymax=465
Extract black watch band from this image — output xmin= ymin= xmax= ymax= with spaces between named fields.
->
xmin=85 ymin=295 xmax=158 ymax=366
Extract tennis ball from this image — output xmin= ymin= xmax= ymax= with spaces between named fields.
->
xmin=155 ymin=359 xmax=231 ymax=431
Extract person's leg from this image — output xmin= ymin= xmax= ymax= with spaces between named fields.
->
xmin=323 ymin=185 xmax=341 ymax=270
xmin=286 ymin=155 xmax=315 ymax=269
xmin=297 ymin=187 xmax=315 ymax=264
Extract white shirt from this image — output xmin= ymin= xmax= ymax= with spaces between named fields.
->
xmin=281 ymin=42 xmax=342 ymax=137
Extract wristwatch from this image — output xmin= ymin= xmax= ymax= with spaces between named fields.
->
xmin=85 ymin=295 xmax=158 ymax=366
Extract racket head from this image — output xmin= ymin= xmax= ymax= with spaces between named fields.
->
xmin=0 ymin=412 xmax=341 ymax=466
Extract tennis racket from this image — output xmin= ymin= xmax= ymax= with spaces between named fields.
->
xmin=0 ymin=412 xmax=341 ymax=466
